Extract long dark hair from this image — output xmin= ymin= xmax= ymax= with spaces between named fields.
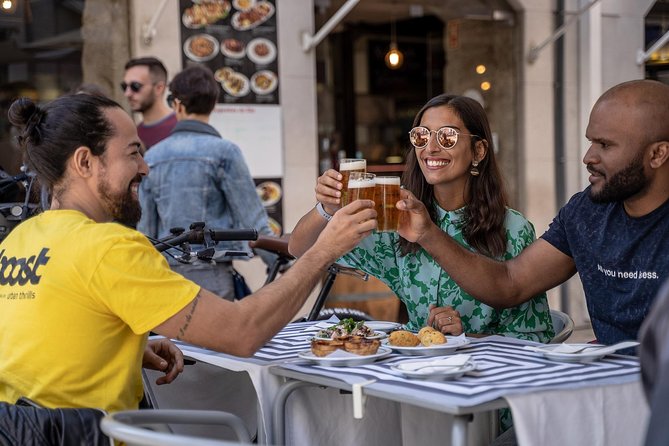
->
xmin=399 ymin=94 xmax=508 ymax=258
xmin=7 ymin=94 xmax=121 ymax=199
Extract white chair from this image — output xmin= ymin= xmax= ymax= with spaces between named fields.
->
xmin=549 ymin=309 xmax=575 ymax=343
xmin=100 ymin=409 xmax=252 ymax=446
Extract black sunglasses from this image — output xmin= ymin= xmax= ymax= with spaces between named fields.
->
xmin=120 ymin=81 xmax=144 ymax=93
xmin=166 ymin=94 xmax=178 ymax=108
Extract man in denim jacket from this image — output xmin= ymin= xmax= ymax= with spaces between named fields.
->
xmin=138 ymin=65 xmax=276 ymax=300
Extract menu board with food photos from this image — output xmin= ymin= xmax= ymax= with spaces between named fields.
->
xmin=180 ymin=0 xmax=279 ymax=105
xmin=254 ymin=178 xmax=283 ymax=236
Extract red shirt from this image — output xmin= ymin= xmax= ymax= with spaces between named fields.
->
xmin=137 ymin=112 xmax=177 ymax=150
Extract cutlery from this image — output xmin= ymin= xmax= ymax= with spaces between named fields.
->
xmin=524 ymin=340 xmax=639 ymax=355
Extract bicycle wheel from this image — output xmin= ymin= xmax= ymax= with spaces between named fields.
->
xmin=316 ymin=307 xmax=373 ymax=322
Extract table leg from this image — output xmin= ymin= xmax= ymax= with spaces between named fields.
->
xmin=272 ymin=380 xmax=314 ymax=445
xmin=452 ymin=414 xmax=472 ymax=446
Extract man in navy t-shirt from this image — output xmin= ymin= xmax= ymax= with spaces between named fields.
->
xmin=397 ymin=79 xmax=669 ymax=351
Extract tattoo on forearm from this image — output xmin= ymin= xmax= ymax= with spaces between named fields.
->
xmin=177 ymin=293 xmax=201 ymax=340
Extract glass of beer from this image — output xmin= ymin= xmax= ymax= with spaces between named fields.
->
xmin=338 ymin=158 xmax=366 ymax=206
xmin=374 ymin=176 xmax=401 ymax=232
xmin=347 ymin=172 xmax=376 ymax=203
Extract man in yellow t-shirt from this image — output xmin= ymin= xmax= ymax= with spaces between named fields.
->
xmin=0 ymin=94 xmax=377 ymax=414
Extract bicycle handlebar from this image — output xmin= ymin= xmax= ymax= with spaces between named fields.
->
xmin=152 ymin=227 xmax=258 ymax=253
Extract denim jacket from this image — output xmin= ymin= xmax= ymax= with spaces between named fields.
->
xmin=138 ymin=120 xmax=276 ymax=266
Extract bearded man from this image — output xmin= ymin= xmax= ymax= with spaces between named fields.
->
xmin=0 ymin=93 xmax=376 ymax=417
xmin=398 ymin=79 xmax=669 ymax=350
xmin=122 ymin=57 xmax=176 ymax=150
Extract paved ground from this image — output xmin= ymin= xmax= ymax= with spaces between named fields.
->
xmin=567 ymin=323 xmax=596 ymax=343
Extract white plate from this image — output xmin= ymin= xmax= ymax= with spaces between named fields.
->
xmin=231 ymin=1 xmax=275 ymax=31
xmin=221 ymin=72 xmax=250 ymax=97
xmin=312 ymin=331 xmax=387 ymax=341
xmin=183 ymin=34 xmax=219 ymax=62
xmin=256 ymin=181 xmax=282 ymax=206
xmin=182 ymin=1 xmax=231 ymax=29
xmin=539 ymin=343 xmax=609 ymax=363
xmin=246 ymin=38 xmax=277 ymax=65
xmin=232 ymin=0 xmax=255 ymax=10
xmin=365 ymin=321 xmax=402 ymax=333
xmin=250 ymin=70 xmax=278 ymax=95
xmin=298 ymin=346 xmax=392 ymax=367
xmin=391 ymin=360 xmax=476 ymax=380
xmin=383 ymin=336 xmax=471 ymax=356
xmin=220 ymin=38 xmax=246 ymax=59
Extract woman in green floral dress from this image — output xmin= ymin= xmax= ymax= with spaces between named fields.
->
xmin=289 ymin=94 xmax=553 ymax=343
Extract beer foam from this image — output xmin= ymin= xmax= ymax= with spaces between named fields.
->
xmin=339 ymin=160 xmax=366 ymax=171
xmin=348 ymin=178 xmax=375 ymax=188
xmin=375 ymin=176 xmax=400 ymax=185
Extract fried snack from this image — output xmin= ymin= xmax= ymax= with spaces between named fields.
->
xmin=388 ymin=330 xmax=420 ymax=347
xmin=417 ymin=326 xmax=438 ymax=340
xmin=310 ymin=339 xmax=344 ymax=357
xmin=343 ymin=336 xmax=380 ymax=356
xmin=420 ymin=330 xmax=447 ymax=346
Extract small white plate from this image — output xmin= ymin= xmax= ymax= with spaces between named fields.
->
xmin=221 ymin=72 xmax=250 ymax=97
xmin=220 ymin=38 xmax=246 ymax=59
xmin=183 ymin=34 xmax=219 ymax=62
xmin=231 ymin=1 xmax=274 ymax=31
xmin=365 ymin=321 xmax=402 ymax=333
xmin=298 ymin=346 xmax=392 ymax=367
xmin=538 ymin=343 xmax=609 ymax=363
xmin=250 ymin=70 xmax=278 ymax=95
xmin=383 ymin=336 xmax=470 ymax=356
xmin=312 ymin=331 xmax=387 ymax=341
xmin=391 ymin=361 xmax=476 ymax=380
xmin=247 ymin=38 xmax=277 ymax=65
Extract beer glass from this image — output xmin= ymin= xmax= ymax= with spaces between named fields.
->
xmin=374 ymin=176 xmax=401 ymax=232
xmin=338 ymin=158 xmax=366 ymax=206
xmin=347 ymin=172 xmax=376 ymax=202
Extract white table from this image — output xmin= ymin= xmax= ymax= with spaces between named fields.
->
xmin=163 ymin=324 xmax=645 ymax=446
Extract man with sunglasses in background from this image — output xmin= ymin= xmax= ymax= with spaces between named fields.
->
xmin=138 ymin=64 xmax=276 ymax=301
xmin=122 ymin=57 xmax=176 ymax=150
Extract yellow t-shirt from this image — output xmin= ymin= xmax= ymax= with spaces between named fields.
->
xmin=0 ymin=210 xmax=199 ymax=412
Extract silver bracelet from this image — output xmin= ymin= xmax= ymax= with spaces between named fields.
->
xmin=315 ymin=202 xmax=333 ymax=221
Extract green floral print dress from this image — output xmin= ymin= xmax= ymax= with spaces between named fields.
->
xmin=338 ymin=205 xmax=554 ymax=343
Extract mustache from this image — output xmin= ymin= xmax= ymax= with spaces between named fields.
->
xmin=586 ymin=164 xmax=604 ymax=176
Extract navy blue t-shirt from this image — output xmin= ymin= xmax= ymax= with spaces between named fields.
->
xmin=541 ymin=188 xmax=669 ymax=347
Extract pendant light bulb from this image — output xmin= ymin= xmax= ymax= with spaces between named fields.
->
xmin=385 ymin=20 xmax=403 ymax=70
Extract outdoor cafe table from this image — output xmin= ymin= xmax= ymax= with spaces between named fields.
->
xmin=172 ymin=321 xmax=647 ymax=446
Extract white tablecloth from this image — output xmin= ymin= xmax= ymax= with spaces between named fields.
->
xmin=505 ymin=381 xmax=649 ymax=446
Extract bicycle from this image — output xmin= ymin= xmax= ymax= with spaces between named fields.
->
xmin=0 ymin=169 xmax=42 ymax=242
xmin=149 ymin=226 xmax=374 ymax=322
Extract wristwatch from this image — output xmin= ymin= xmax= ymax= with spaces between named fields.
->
xmin=315 ymin=202 xmax=333 ymax=221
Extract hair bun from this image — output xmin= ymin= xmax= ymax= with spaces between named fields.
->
xmin=8 ymin=97 xmax=39 ymax=129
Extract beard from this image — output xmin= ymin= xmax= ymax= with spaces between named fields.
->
xmin=98 ymin=173 xmax=143 ymax=227
xmin=589 ymin=152 xmax=648 ymax=203
xmin=135 ymin=94 xmax=156 ymax=114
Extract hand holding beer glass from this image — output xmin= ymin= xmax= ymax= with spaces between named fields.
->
xmin=338 ymin=158 xmax=367 ymax=207
xmin=374 ymin=176 xmax=401 ymax=232
xmin=347 ymin=172 xmax=376 ymax=202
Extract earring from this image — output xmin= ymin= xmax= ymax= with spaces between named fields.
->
xmin=470 ymin=160 xmax=480 ymax=176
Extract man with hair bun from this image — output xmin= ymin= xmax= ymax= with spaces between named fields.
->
xmin=0 ymin=93 xmax=376 ymax=417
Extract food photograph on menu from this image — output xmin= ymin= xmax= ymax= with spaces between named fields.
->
xmin=180 ymin=0 xmax=279 ymax=105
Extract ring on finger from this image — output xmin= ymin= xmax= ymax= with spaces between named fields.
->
xmin=447 ymin=316 xmax=453 ymax=323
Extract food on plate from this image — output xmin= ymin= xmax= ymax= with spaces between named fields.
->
xmin=267 ymin=217 xmax=281 ymax=236
xmin=254 ymin=72 xmax=273 ymax=90
xmin=257 ymin=181 xmax=281 ymax=204
xmin=189 ymin=35 xmax=216 ymax=58
xmin=233 ymin=1 xmax=274 ymax=30
xmin=223 ymin=38 xmax=244 ymax=54
xmin=183 ymin=0 xmax=231 ymax=27
xmin=388 ymin=330 xmax=420 ymax=347
xmin=420 ymin=330 xmax=446 ymax=346
xmin=215 ymin=67 xmax=234 ymax=82
xmin=316 ymin=318 xmax=375 ymax=340
xmin=417 ymin=326 xmax=437 ymax=339
xmin=253 ymin=42 xmax=270 ymax=57
xmin=310 ymin=338 xmax=344 ymax=357
xmin=233 ymin=0 xmax=253 ymax=10
xmin=415 ymin=326 xmax=447 ymax=346
xmin=343 ymin=337 xmax=381 ymax=356
xmin=223 ymin=73 xmax=247 ymax=95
